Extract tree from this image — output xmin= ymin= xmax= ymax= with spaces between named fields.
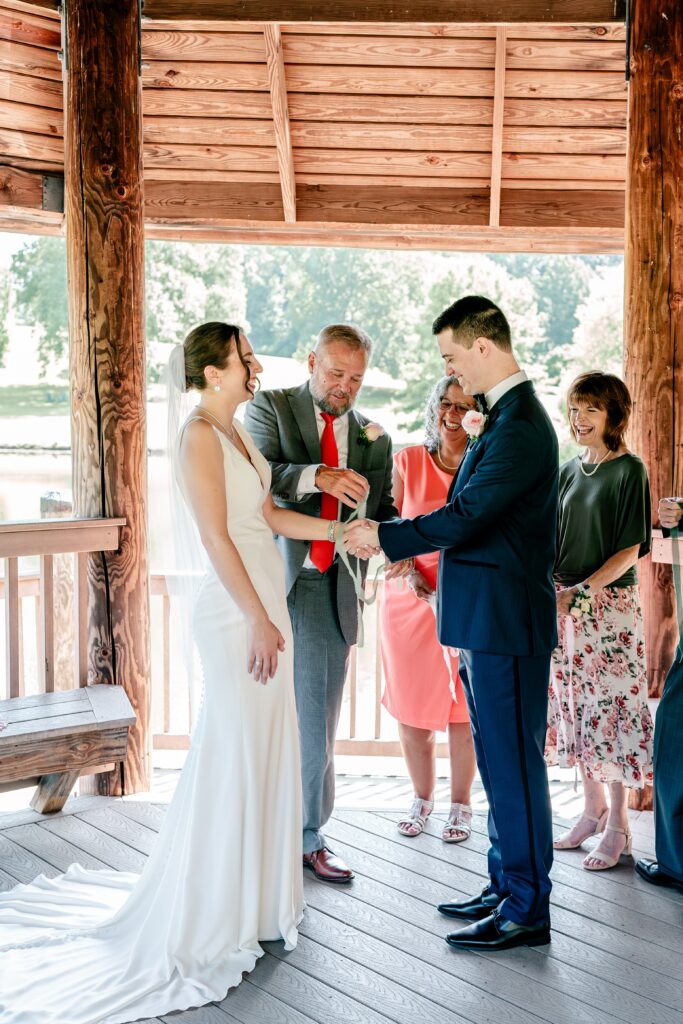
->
xmin=566 ymin=263 xmax=624 ymax=379
xmin=145 ymin=241 xmax=246 ymax=381
xmin=241 ymin=244 xmax=427 ymax=376
xmin=11 ymin=236 xmax=68 ymax=374
xmin=398 ymin=253 xmax=547 ymax=428
xmin=489 ymin=253 xmax=622 ymax=384
xmin=0 ymin=268 xmax=9 ymax=367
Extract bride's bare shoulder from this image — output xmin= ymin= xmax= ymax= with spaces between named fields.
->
xmin=179 ymin=415 xmax=222 ymax=460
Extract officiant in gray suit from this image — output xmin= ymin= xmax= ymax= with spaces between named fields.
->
xmin=244 ymin=324 xmax=398 ymax=882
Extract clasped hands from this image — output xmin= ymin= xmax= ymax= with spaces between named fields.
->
xmin=343 ymin=518 xmax=381 ymax=560
xmin=316 ymin=468 xmax=412 ymax=578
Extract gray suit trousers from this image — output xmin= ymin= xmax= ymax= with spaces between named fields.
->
xmin=287 ymin=565 xmax=350 ymax=854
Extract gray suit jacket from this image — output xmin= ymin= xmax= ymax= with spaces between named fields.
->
xmin=244 ymin=381 xmax=398 ymax=645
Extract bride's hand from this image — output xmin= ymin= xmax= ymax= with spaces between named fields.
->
xmin=247 ymin=615 xmax=286 ymax=684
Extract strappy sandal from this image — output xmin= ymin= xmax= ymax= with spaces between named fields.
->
xmin=553 ymin=809 xmax=608 ymax=850
xmin=397 ymin=797 xmax=433 ymax=837
xmin=442 ymin=802 xmax=472 ymax=843
xmin=583 ymin=824 xmax=633 ymax=871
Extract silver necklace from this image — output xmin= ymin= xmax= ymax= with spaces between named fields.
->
xmin=197 ymin=407 xmax=236 ymax=440
xmin=579 ymin=448 xmax=611 ymax=477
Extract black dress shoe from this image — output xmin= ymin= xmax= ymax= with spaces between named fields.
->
xmin=446 ymin=911 xmax=551 ymax=951
xmin=438 ymin=886 xmax=503 ymax=920
xmin=635 ymin=858 xmax=683 ymax=893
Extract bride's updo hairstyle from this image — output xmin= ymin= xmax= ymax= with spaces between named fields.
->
xmin=171 ymin=322 xmax=247 ymax=393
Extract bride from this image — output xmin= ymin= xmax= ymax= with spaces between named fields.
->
xmin=0 ymin=322 xmax=345 ymax=1024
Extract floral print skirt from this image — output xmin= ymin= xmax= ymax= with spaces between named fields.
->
xmin=545 ymin=585 xmax=653 ymax=788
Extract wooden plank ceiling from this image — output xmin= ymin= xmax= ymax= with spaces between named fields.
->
xmin=0 ymin=0 xmax=627 ymax=252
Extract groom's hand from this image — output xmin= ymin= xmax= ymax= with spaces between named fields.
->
xmin=315 ymin=466 xmax=369 ymax=509
xmin=344 ymin=519 xmax=381 ymax=559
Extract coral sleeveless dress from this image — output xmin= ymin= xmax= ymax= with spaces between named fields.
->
xmin=380 ymin=445 xmax=468 ymax=731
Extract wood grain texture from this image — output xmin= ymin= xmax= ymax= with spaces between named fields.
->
xmin=144 ymin=179 xmax=284 ymax=220
xmin=30 ymin=769 xmax=80 ymax=813
xmin=624 ymin=0 xmax=683 ymax=708
xmin=0 ymin=37 xmax=60 ymax=77
xmin=264 ymin=23 xmax=296 ymax=222
xmin=144 ymin=220 xmax=623 ymax=253
xmin=65 ymin=0 xmax=150 ymax=796
xmin=141 ymin=91 xmax=626 ymax=127
xmin=0 ymin=67 xmax=62 ymax=108
xmin=0 ymin=161 xmax=42 ymax=206
xmin=0 ymin=11 xmax=60 ymax=49
xmin=141 ymin=1 xmax=627 ymax=23
xmin=489 ymin=25 xmax=506 ymax=227
xmin=0 ymin=95 xmax=63 ymax=134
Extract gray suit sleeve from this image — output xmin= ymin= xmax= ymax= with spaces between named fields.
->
xmin=376 ymin=436 xmax=400 ymax=523
xmin=243 ymin=392 xmax=314 ymax=503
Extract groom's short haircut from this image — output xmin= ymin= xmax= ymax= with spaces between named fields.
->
xmin=432 ymin=295 xmax=512 ymax=352
xmin=316 ymin=323 xmax=373 ymax=356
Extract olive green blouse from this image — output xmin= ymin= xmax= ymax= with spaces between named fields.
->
xmin=554 ymin=453 xmax=651 ymax=588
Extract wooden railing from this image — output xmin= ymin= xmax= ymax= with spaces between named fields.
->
xmin=150 ymin=576 xmax=402 ymax=755
xmin=0 ymin=518 xmax=125 ymax=698
xmin=1 ymin=542 xmax=445 ymax=757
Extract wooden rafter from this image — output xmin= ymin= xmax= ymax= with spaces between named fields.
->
xmin=140 ymin=1 xmax=626 ymax=24
xmin=263 ymin=23 xmax=296 ymax=223
xmin=144 ymin=222 xmax=624 ymax=254
xmin=488 ymin=26 xmax=506 ymax=227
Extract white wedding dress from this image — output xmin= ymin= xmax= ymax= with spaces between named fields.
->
xmin=0 ymin=420 xmax=304 ymax=1023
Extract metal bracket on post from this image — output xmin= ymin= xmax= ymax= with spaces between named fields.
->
xmin=58 ymin=3 xmax=67 ymax=73
xmin=42 ymin=175 xmax=65 ymax=213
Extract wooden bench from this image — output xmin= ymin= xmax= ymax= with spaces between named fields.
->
xmin=0 ymin=684 xmax=136 ymax=813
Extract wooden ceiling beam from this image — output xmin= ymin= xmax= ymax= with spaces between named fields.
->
xmin=143 ymin=221 xmax=624 ymax=255
xmin=263 ymin=23 xmax=296 ymax=222
xmin=141 ymin=2 xmax=626 ymax=25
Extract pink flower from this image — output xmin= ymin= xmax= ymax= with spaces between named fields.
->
xmin=462 ymin=410 xmax=488 ymax=439
xmin=364 ymin=422 xmax=384 ymax=442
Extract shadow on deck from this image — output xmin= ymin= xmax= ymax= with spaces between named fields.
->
xmin=0 ymin=780 xmax=681 ymax=1024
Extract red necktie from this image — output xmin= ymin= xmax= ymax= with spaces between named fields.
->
xmin=310 ymin=412 xmax=339 ymax=573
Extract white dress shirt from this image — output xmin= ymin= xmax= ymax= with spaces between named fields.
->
xmin=485 ymin=369 xmax=528 ymax=411
xmin=297 ymin=408 xmax=350 ymax=569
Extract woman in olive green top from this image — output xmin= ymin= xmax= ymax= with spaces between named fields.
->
xmin=545 ymin=372 xmax=653 ymax=871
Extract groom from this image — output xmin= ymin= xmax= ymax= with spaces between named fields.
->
xmin=245 ymin=323 xmax=397 ymax=883
xmin=346 ymin=296 xmax=558 ymax=950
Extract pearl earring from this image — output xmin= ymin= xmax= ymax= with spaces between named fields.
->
xmin=214 ymin=384 xmax=221 ymax=392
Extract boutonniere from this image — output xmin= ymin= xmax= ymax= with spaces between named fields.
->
xmin=461 ymin=410 xmax=489 ymax=449
xmin=358 ymin=422 xmax=385 ymax=447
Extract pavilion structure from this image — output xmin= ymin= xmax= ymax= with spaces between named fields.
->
xmin=0 ymin=0 xmax=680 ymax=797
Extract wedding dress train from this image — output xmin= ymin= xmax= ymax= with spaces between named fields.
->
xmin=0 ymin=420 xmax=304 ymax=1023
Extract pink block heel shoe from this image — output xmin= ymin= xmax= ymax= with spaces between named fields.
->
xmin=583 ymin=824 xmax=633 ymax=871
xmin=553 ymin=809 xmax=608 ymax=850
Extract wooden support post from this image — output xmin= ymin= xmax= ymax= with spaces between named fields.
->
xmin=264 ymin=24 xmax=297 ymax=223
xmin=489 ymin=26 xmax=507 ymax=228
xmin=624 ymin=0 xmax=683 ymax=808
xmin=64 ymin=0 xmax=150 ymax=795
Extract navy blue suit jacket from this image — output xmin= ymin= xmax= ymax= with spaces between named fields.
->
xmin=379 ymin=380 xmax=559 ymax=657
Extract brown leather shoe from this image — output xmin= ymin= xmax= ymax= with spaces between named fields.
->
xmin=303 ymin=847 xmax=354 ymax=883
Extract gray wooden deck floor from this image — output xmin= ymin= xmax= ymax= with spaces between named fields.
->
xmin=0 ymin=786 xmax=682 ymax=1024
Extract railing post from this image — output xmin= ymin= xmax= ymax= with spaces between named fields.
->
xmin=4 ymin=557 xmax=20 ymax=699
xmin=38 ymin=554 xmax=55 ymax=693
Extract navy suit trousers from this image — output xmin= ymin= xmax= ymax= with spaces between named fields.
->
xmin=459 ymin=649 xmax=554 ymax=926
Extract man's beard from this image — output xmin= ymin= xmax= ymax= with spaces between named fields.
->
xmin=310 ymin=379 xmax=354 ymax=416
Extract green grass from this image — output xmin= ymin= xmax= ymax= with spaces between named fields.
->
xmin=0 ymin=385 xmax=69 ymax=417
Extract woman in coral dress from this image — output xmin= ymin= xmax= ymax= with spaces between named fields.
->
xmin=380 ymin=377 xmax=476 ymax=842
